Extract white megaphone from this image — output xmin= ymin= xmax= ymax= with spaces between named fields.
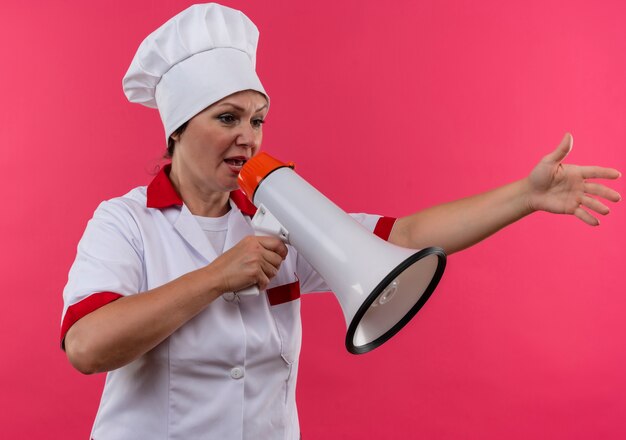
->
xmin=238 ymin=152 xmax=446 ymax=354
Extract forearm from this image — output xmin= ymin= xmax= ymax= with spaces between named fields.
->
xmin=65 ymin=266 xmax=224 ymax=374
xmin=389 ymin=178 xmax=535 ymax=254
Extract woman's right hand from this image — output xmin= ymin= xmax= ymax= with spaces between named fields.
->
xmin=205 ymin=236 xmax=288 ymax=293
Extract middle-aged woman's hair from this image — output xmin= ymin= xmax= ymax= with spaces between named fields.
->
xmin=166 ymin=122 xmax=189 ymax=158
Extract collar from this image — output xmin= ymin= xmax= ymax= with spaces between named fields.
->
xmin=146 ymin=164 xmax=257 ymax=216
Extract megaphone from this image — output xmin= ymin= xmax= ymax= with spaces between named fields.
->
xmin=238 ymin=153 xmax=446 ymax=354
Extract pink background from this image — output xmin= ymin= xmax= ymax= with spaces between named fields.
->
xmin=2 ymin=0 xmax=625 ymax=438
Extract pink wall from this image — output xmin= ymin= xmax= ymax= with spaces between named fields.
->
xmin=2 ymin=0 xmax=624 ymax=438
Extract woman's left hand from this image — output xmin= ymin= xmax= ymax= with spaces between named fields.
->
xmin=527 ymin=133 xmax=622 ymax=225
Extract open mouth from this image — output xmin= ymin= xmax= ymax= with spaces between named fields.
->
xmin=224 ymin=158 xmax=247 ymax=167
xmin=224 ymin=157 xmax=248 ymax=172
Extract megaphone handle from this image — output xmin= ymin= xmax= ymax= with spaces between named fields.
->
xmin=234 ymin=204 xmax=289 ymax=298
xmin=237 ymin=285 xmax=260 ymax=297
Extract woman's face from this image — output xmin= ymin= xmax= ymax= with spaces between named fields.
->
xmin=171 ymin=90 xmax=268 ymax=195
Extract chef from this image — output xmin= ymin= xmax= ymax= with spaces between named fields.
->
xmin=61 ymin=4 xmax=395 ymax=439
xmin=61 ymin=3 xmax=620 ymax=440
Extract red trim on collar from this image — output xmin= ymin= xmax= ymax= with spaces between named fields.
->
xmin=230 ymin=189 xmax=257 ymax=216
xmin=146 ymin=164 xmax=257 ymax=216
xmin=146 ymin=164 xmax=183 ymax=208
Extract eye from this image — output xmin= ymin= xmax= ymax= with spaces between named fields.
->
xmin=251 ymin=118 xmax=265 ymax=128
xmin=217 ymin=113 xmax=237 ymax=124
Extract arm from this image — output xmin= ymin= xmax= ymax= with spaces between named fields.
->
xmin=64 ymin=236 xmax=287 ymax=374
xmin=389 ymin=134 xmax=622 ymax=254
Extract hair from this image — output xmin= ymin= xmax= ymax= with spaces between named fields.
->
xmin=165 ymin=121 xmax=189 ymax=158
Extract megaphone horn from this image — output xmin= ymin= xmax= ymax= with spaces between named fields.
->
xmin=238 ymin=152 xmax=446 ymax=354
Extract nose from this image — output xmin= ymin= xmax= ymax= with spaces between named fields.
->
xmin=236 ymin=123 xmax=261 ymax=150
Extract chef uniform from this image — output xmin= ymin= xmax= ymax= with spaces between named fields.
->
xmin=61 ymin=3 xmax=396 ymax=439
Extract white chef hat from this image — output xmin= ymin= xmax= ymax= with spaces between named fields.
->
xmin=122 ymin=3 xmax=268 ymax=141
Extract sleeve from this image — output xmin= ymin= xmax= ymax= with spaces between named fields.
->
xmin=60 ymin=200 xmax=145 ymax=345
xmin=296 ymin=213 xmax=397 ymax=294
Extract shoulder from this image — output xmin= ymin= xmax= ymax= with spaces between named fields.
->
xmin=92 ymin=186 xmax=151 ymax=223
xmin=100 ymin=185 xmax=147 ymax=211
xmin=86 ymin=186 xmax=154 ymax=244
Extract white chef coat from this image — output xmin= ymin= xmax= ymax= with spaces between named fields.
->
xmin=61 ymin=165 xmax=396 ymax=440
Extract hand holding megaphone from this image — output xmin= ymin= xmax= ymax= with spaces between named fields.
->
xmin=236 ymin=205 xmax=291 ymax=297
xmin=237 ymin=152 xmax=447 ymax=354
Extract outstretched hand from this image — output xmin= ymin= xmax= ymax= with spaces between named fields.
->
xmin=527 ymin=133 xmax=622 ymax=225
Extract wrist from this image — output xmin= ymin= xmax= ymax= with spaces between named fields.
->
xmin=185 ymin=265 xmax=227 ymax=302
xmin=518 ymin=177 xmax=537 ymax=217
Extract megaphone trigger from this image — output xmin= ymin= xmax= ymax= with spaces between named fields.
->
xmin=251 ymin=204 xmax=290 ymax=244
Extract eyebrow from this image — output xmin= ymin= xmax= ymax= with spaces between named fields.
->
xmin=215 ymin=102 xmax=268 ymax=113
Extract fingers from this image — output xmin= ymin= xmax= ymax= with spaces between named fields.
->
xmin=543 ymin=133 xmax=573 ymax=164
xmin=580 ymin=166 xmax=622 ymax=180
xmin=256 ymin=238 xmax=288 ymax=289
xmin=241 ymin=236 xmax=287 ymax=288
xmin=211 ymin=236 xmax=288 ymax=293
xmin=260 ymin=245 xmax=286 ymax=271
xmin=573 ymin=180 xmax=621 ymax=227
xmin=249 ymin=248 xmax=283 ymax=290
xmin=584 ymin=182 xmax=622 ymax=202
xmin=256 ymin=236 xmax=289 ymax=259
xmin=243 ymin=235 xmax=285 ymax=268
xmin=255 ymin=261 xmax=276 ymax=290
xmin=575 ymin=194 xmax=613 ymax=226
xmin=574 ymin=206 xmax=599 ymax=226
xmin=581 ymin=195 xmax=610 ymax=216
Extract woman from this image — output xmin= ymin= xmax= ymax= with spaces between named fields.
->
xmin=61 ymin=3 xmax=621 ymax=439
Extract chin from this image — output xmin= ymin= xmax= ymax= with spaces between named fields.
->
xmin=222 ymin=179 xmax=240 ymax=193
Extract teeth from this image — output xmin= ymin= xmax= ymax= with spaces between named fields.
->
xmin=226 ymin=159 xmax=245 ymax=166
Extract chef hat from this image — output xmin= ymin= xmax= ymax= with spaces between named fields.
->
xmin=122 ymin=3 xmax=268 ymax=141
